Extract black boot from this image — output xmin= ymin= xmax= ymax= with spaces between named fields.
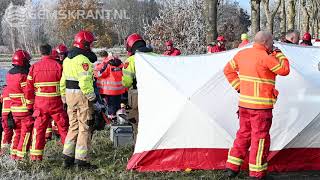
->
xmin=75 ymin=159 xmax=98 ymax=171
xmin=224 ymin=168 xmax=239 ymax=178
xmin=62 ymin=155 xmax=75 ymax=168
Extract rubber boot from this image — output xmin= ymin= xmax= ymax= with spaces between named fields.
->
xmin=224 ymin=168 xmax=239 ymax=178
xmin=75 ymin=159 xmax=98 ymax=171
xmin=62 ymin=155 xmax=75 ymax=168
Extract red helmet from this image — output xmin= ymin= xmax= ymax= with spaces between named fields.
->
xmin=12 ymin=49 xmax=31 ymax=67
xmin=302 ymin=32 xmax=312 ymax=41
xmin=73 ymin=30 xmax=96 ymax=50
xmin=126 ymin=33 xmax=144 ymax=54
xmin=165 ymin=40 xmax=173 ymax=46
xmin=56 ymin=44 xmax=68 ymax=54
xmin=217 ymin=36 xmax=225 ymax=42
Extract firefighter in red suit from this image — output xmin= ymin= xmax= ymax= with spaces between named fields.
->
xmin=26 ymin=44 xmax=69 ymax=161
xmin=224 ymin=31 xmax=290 ymax=179
xmin=300 ymin=32 xmax=313 ymax=46
xmin=207 ymin=36 xmax=226 ymax=53
xmin=52 ymin=44 xmax=69 ymax=64
xmin=6 ymin=50 xmax=34 ymax=160
xmin=46 ymin=44 xmax=69 ymax=140
xmin=96 ymin=55 xmax=125 ymax=119
xmin=1 ymin=86 xmax=13 ymax=153
xmin=163 ymin=40 xmax=181 ymax=56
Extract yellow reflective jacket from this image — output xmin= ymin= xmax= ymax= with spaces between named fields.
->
xmin=60 ymin=54 xmax=94 ymax=96
xmin=122 ymin=53 xmax=157 ymax=88
xmin=122 ymin=55 xmax=136 ymax=88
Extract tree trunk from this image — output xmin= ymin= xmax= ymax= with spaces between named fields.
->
xmin=262 ymin=0 xmax=281 ymax=33
xmin=280 ymin=0 xmax=286 ymax=33
xmin=311 ymin=0 xmax=319 ymax=37
xmin=287 ymin=0 xmax=296 ymax=30
xmin=206 ymin=0 xmax=218 ymax=43
xmin=301 ymin=0 xmax=310 ymax=33
xmin=251 ymin=0 xmax=261 ymax=35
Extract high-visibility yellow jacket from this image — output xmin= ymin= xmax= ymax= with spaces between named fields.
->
xmin=224 ymin=43 xmax=290 ymax=109
xmin=122 ymin=55 xmax=136 ymax=88
xmin=60 ymin=54 xmax=94 ymax=96
xmin=122 ymin=53 xmax=156 ymax=88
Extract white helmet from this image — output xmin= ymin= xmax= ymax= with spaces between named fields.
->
xmin=116 ymin=108 xmax=128 ymax=125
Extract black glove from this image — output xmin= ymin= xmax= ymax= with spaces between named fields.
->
xmin=93 ymin=112 xmax=106 ymax=131
xmin=7 ymin=112 xmax=15 ymax=129
xmin=273 ymin=47 xmax=282 ymax=53
xmin=63 ymin=103 xmax=68 ymax=111
xmin=29 ymin=109 xmax=33 ymax=116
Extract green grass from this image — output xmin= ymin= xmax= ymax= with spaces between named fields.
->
xmin=0 ymin=130 xmax=249 ymax=180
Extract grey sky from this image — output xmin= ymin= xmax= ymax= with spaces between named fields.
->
xmin=238 ymin=0 xmax=250 ymax=12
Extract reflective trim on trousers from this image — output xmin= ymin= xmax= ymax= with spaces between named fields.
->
xmin=31 ymin=129 xmax=37 ymax=154
xmin=66 ymin=89 xmax=82 ymax=93
xmin=75 ymin=146 xmax=88 ymax=160
xmin=10 ymin=131 xmax=16 ymax=155
xmin=227 ymin=149 xmax=244 ymax=166
xmin=16 ymin=132 xmax=31 ymax=158
xmin=63 ymin=140 xmax=76 ymax=156
xmin=249 ymin=163 xmax=268 ymax=172
xmin=30 ymin=149 xmax=44 ymax=156
xmin=256 ymin=139 xmax=265 ymax=166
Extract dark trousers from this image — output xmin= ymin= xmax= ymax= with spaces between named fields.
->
xmin=104 ymin=95 xmax=122 ymax=116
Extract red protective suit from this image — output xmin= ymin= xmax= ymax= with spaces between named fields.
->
xmin=96 ymin=59 xmax=125 ymax=96
xmin=238 ymin=40 xmax=249 ymax=48
xmin=226 ymin=108 xmax=272 ymax=178
xmin=163 ymin=48 xmax=181 ymax=56
xmin=6 ymin=66 xmax=34 ymax=160
xmin=224 ymin=44 xmax=290 ymax=179
xmin=25 ymin=55 xmax=69 ymax=161
xmin=1 ymin=87 xmax=13 ymax=150
xmin=207 ymin=45 xmax=226 ymax=53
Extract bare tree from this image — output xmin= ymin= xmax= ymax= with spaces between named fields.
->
xmin=251 ymin=0 xmax=261 ymax=35
xmin=280 ymin=0 xmax=286 ymax=33
xmin=309 ymin=0 xmax=319 ymax=36
xmin=301 ymin=0 xmax=310 ymax=33
xmin=262 ymin=0 xmax=281 ymax=33
xmin=206 ymin=0 xmax=218 ymax=43
xmin=287 ymin=0 xmax=296 ymax=30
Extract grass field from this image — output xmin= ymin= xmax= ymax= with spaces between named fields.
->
xmin=0 ymin=129 xmax=251 ymax=180
xmin=2 ymin=130 xmax=319 ymax=180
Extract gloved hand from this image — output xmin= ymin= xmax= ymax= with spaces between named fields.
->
xmin=273 ymin=47 xmax=282 ymax=53
xmin=63 ymin=103 xmax=68 ymax=111
xmin=29 ymin=109 xmax=34 ymax=116
xmin=86 ymin=93 xmax=96 ymax=102
xmin=61 ymin=96 xmax=66 ymax=104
